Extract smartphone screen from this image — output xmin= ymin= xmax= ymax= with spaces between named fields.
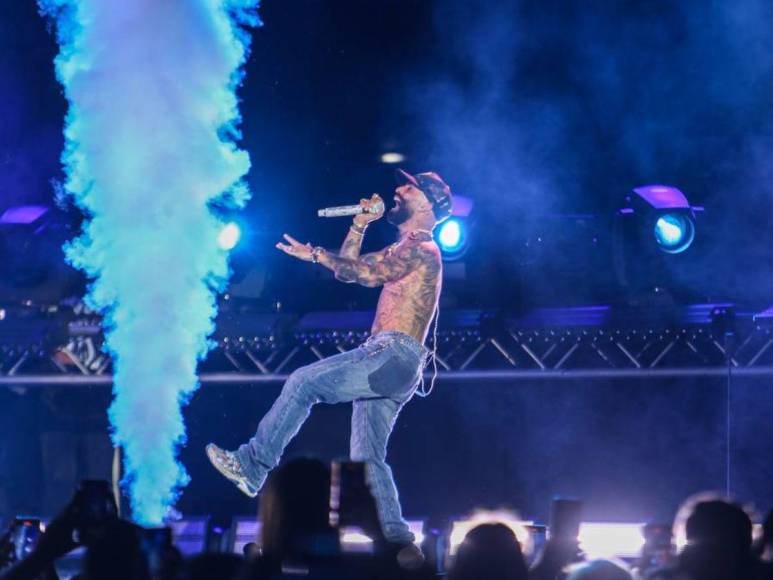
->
xmin=12 ymin=518 xmax=43 ymax=562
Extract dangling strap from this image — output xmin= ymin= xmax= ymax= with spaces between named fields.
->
xmin=416 ymin=302 xmax=440 ymax=398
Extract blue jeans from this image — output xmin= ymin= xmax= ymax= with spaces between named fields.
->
xmin=236 ymin=331 xmax=428 ymax=543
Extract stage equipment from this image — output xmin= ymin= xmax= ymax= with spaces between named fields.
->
xmin=0 ymin=205 xmax=62 ymax=290
xmin=631 ymin=185 xmax=697 ymax=255
xmin=337 ymin=520 xmax=424 ymax=550
xmin=448 ymin=195 xmax=474 ymax=219
xmin=449 ymin=516 xmax=646 ymax=561
xmin=435 ymin=194 xmax=473 ymax=261
xmin=0 ymin=205 xmax=51 ymax=225
xmin=653 ymin=214 xmax=694 ymax=254
xmin=437 ymin=217 xmax=469 ymax=261
xmin=170 ymin=516 xmax=211 ymax=556
xmin=7 ymin=303 xmax=773 ymax=385
xmin=317 ymin=201 xmax=384 ymax=218
xmin=380 ymin=152 xmax=405 ymax=164
xmin=217 ymin=222 xmax=242 ymax=251
xmin=226 ymin=516 xmax=423 ymax=553
xmin=228 ymin=516 xmax=261 ymax=555
xmin=613 ymin=185 xmax=702 ymax=302
xmin=438 ymin=219 xmax=463 ymax=251
xmin=578 ymin=522 xmax=646 ymax=560
xmin=0 ymin=306 xmax=67 ymax=376
xmin=0 ymin=206 xmax=82 ymax=303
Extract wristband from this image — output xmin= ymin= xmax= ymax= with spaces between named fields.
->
xmin=311 ymin=246 xmax=325 ymax=264
xmin=350 ymin=222 xmax=367 ymax=236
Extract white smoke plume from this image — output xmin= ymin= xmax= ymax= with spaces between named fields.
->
xmin=39 ymin=0 xmax=260 ymax=524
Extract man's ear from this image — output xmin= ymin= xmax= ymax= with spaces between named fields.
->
xmin=416 ymin=196 xmax=433 ymax=213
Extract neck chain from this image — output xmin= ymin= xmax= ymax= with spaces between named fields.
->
xmin=386 ymin=229 xmax=435 ymax=256
xmin=399 ymin=228 xmax=434 ymax=241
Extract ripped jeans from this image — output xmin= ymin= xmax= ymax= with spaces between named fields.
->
xmin=236 ymin=331 xmax=428 ymax=544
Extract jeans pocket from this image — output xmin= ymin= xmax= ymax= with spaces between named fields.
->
xmin=367 ymin=354 xmax=419 ymax=400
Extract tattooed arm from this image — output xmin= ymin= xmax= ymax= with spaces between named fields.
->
xmin=275 ymin=232 xmax=436 ymax=288
xmin=339 ymin=226 xmax=366 ymax=260
xmin=318 ymin=240 xmax=436 ymax=287
xmin=340 ymin=194 xmax=384 ymax=259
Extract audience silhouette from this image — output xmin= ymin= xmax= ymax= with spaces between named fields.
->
xmin=1 ymin=470 xmax=772 ymax=580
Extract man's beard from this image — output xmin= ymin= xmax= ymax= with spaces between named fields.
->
xmin=387 ymin=204 xmax=411 ymax=225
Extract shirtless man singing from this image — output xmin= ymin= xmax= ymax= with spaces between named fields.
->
xmin=206 ymin=169 xmax=452 ymax=545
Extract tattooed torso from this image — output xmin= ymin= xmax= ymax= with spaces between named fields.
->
xmin=371 ymin=262 xmax=441 ymax=342
xmin=370 ymin=239 xmax=442 ymax=343
xmin=320 ymin=232 xmax=443 ymax=343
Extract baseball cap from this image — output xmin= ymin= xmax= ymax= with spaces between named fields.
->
xmin=395 ymin=168 xmax=453 ymax=223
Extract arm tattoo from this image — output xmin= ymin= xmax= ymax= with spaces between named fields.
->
xmin=339 ymin=227 xmax=365 ymax=260
xmin=319 ymin=241 xmax=436 ymax=288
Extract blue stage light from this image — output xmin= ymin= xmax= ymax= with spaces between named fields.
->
xmin=436 ymin=218 xmax=469 ymax=262
xmin=653 ymin=213 xmax=694 ymax=254
xmin=438 ymin=219 xmax=463 ymax=252
xmin=218 ymin=222 xmax=242 ymax=251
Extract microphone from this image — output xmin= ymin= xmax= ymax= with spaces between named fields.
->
xmin=317 ymin=201 xmax=384 ymax=218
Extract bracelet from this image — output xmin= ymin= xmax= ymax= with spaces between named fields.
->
xmin=311 ymin=246 xmax=325 ymax=264
xmin=350 ymin=222 xmax=367 ymax=236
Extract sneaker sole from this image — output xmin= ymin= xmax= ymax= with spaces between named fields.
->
xmin=205 ymin=445 xmax=258 ymax=498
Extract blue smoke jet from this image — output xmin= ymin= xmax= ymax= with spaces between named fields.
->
xmin=39 ymin=0 xmax=261 ymax=525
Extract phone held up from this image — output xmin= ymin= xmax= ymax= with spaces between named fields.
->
xmin=330 ymin=461 xmax=375 ymax=553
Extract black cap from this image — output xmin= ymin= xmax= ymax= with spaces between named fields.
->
xmin=395 ymin=168 xmax=453 ymax=223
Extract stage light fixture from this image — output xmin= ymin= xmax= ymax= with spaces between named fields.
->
xmin=437 ymin=218 xmax=468 ymax=259
xmin=339 ymin=520 xmax=424 ymax=550
xmin=380 ymin=152 xmax=405 ymax=164
xmin=439 ymin=219 xmax=461 ymax=248
xmin=229 ymin=516 xmax=261 ymax=555
xmin=228 ymin=517 xmax=424 ymax=554
xmin=170 ymin=516 xmax=211 ymax=556
xmin=0 ymin=204 xmax=79 ymax=299
xmin=218 ymin=222 xmax=241 ymax=250
xmin=578 ymin=522 xmax=646 ymax=560
xmin=0 ymin=205 xmax=50 ymax=225
xmin=631 ymin=185 xmax=697 ymax=254
xmin=653 ymin=213 xmax=695 ymax=254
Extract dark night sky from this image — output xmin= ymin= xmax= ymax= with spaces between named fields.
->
xmin=3 ymin=0 xmax=773 ymax=310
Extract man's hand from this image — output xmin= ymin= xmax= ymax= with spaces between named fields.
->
xmin=353 ymin=193 xmax=384 ymax=227
xmin=276 ymin=233 xmax=314 ymax=261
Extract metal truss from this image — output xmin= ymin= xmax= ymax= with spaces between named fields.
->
xmin=2 ymin=305 xmax=773 ymax=385
xmin=206 ymin=324 xmax=773 ymax=380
